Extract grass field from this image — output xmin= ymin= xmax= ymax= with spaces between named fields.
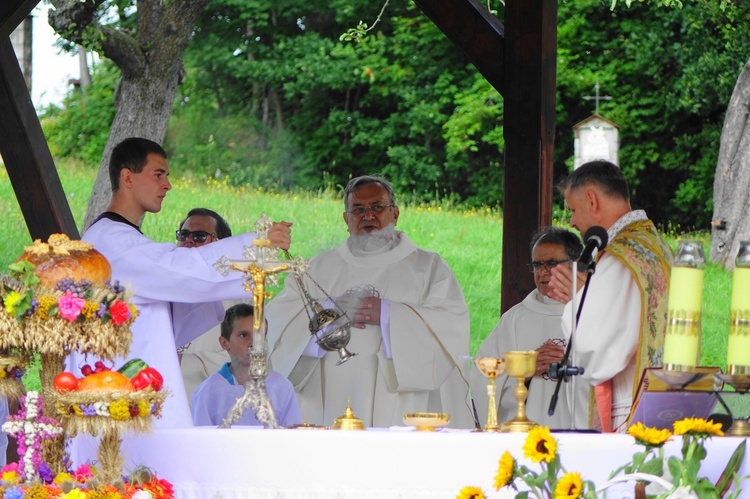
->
xmin=0 ymin=160 xmax=734 ymax=368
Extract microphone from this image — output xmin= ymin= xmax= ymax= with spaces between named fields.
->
xmin=547 ymin=362 xmax=584 ymax=380
xmin=577 ymin=226 xmax=608 ymax=272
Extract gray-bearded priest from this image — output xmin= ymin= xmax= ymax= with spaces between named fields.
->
xmin=266 ymin=175 xmax=472 ymax=428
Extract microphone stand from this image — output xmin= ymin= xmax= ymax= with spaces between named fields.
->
xmin=547 ymin=260 xmax=596 ymax=419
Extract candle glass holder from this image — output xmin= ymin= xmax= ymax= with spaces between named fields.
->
xmin=728 ymin=241 xmax=750 ymax=374
xmin=664 ymin=240 xmax=705 ymax=371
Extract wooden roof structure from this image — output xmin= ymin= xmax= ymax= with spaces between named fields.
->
xmin=0 ymin=0 xmax=555 ymax=313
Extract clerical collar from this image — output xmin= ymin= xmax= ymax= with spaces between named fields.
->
xmin=608 ymin=210 xmax=647 ymax=241
xmin=535 ymin=292 xmax=556 ymax=305
xmin=91 ymin=211 xmax=142 ymax=234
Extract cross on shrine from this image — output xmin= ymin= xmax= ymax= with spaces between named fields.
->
xmin=2 ymin=391 xmax=64 ymax=481
xmin=583 ymin=82 xmax=612 ymax=115
xmin=214 ymin=214 xmax=303 ymax=428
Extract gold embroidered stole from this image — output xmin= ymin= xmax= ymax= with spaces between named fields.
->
xmin=603 ymin=219 xmax=673 ymax=400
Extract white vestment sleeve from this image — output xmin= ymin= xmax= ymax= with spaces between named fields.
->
xmin=562 ymin=254 xmax=640 ymax=387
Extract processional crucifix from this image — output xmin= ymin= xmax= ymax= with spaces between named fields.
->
xmin=213 ymin=214 xmax=303 ymax=429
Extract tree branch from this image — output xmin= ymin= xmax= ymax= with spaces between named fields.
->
xmin=47 ymin=0 xmax=146 ymax=77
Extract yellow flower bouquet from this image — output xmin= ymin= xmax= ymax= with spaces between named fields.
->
xmin=458 ymin=426 xmax=597 ymax=499
xmin=458 ymin=418 xmax=747 ymax=499
xmin=604 ymin=417 xmax=747 ymax=499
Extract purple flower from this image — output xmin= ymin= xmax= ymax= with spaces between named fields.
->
xmin=97 ymin=303 xmax=107 ymax=318
xmin=24 ymin=298 xmax=39 ymax=317
xmin=38 ymin=462 xmax=53 ymax=483
xmin=82 ymin=405 xmax=96 ymax=416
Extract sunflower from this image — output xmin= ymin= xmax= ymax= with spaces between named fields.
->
xmin=456 ymin=485 xmax=485 ymax=499
xmin=522 ymin=426 xmax=557 ymax=463
xmin=554 ymin=472 xmax=583 ymax=499
xmin=494 ymin=451 xmax=515 ymax=490
xmin=627 ymin=421 xmax=672 ymax=447
xmin=673 ymin=417 xmax=724 ymax=437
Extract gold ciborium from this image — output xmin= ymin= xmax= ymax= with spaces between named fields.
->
xmin=500 ymin=350 xmax=539 ymax=433
xmin=474 ymin=357 xmax=506 ymax=432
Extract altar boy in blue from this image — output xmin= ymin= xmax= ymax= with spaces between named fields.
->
xmin=192 ymin=303 xmax=302 ymax=427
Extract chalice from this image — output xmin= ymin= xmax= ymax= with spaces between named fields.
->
xmin=500 ymin=350 xmax=539 ymax=433
xmin=474 ymin=357 xmax=506 ymax=432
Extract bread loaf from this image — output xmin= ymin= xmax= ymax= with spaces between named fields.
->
xmin=18 ymin=234 xmax=111 ymax=288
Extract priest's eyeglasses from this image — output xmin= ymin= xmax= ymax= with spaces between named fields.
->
xmin=175 ymin=230 xmax=217 ymax=243
xmin=527 ymin=259 xmax=571 ymax=273
xmin=347 ymin=204 xmax=395 ymax=217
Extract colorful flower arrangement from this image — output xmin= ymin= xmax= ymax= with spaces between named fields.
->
xmin=53 ymin=390 xmax=166 ymax=436
xmin=1 ymin=392 xmax=63 ymax=482
xmin=0 ymin=392 xmax=173 ymax=499
xmin=1 ymin=260 xmax=136 ymax=326
xmin=457 ymin=418 xmax=747 ymax=499
xmin=0 ymin=462 xmax=174 ymax=499
xmin=0 ymin=260 xmax=136 ymax=359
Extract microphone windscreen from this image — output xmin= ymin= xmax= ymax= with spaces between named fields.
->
xmin=583 ymin=225 xmax=609 ymax=251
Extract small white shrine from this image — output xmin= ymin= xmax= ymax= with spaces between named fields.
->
xmin=573 ymin=113 xmax=620 ymax=169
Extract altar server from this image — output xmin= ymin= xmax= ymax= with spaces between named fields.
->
xmin=77 ymin=137 xmax=291 ymax=428
xmin=192 ymin=303 xmax=301 ymax=426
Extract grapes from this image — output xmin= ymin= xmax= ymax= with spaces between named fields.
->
xmin=106 ymin=280 xmax=125 ymax=294
xmin=53 ymin=278 xmax=92 ymax=297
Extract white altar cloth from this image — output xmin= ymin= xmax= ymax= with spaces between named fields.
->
xmin=70 ymin=428 xmax=749 ymax=499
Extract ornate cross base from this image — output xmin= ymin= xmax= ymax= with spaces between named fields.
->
xmin=219 ymin=377 xmax=278 ymax=429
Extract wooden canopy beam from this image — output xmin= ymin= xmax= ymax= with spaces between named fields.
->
xmin=0 ymin=34 xmax=79 ymax=240
xmin=412 ymin=0 xmax=505 ymax=95
xmin=0 ymin=0 xmax=37 ymax=39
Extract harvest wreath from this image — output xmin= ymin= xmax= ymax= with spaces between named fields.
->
xmin=0 ymin=234 xmax=171 ymax=490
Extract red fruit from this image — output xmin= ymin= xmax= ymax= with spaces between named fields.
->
xmin=131 ymin=367 xmax=164 ymax=391
xmin=81 ymin=364 xmax=93 ymax=376
xmin=53 ymin=372 xmax=79 ymax=392
xmin=94 ymin=361 xmax=110 ymax=372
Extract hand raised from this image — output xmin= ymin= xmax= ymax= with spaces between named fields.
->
xmin=547 ymin=263 xmax=586 ymax=304
xmin=268 ymin=221 xmax=293 ymax=250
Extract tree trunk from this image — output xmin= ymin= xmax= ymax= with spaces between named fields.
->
xmin=78 ymin=45 xmax=91 ymax=87
xmin=47 ymin=0 xmax=212 ymax=231
xmin=711 ymin=55 xmax=750 ymax=269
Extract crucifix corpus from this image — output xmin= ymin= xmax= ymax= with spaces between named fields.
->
xmin=213 ymin=214 xmax=299 ymax=429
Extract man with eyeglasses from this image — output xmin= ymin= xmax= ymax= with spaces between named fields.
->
xmin=172 ymin=208 xmax=243 ymax=404
xmin=266 ymin=175 xmax=472 ymax=428
xmin=75 ymin=138 xmax=292 ymax=429
xmin=548 ymin=160 xmax=672 ymax=433
xmin=472 ymin=227 xmax=586 ymax=429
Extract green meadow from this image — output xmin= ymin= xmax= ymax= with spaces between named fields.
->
xmin=0 ymin=160 xmax=734 ymax=368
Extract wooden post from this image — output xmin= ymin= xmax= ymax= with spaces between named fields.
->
xmin=501 ymin=0 xmax=556 ymax=313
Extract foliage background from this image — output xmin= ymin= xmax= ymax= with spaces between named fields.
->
xmin=39 ymin=0 xmax=750 ymax=231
